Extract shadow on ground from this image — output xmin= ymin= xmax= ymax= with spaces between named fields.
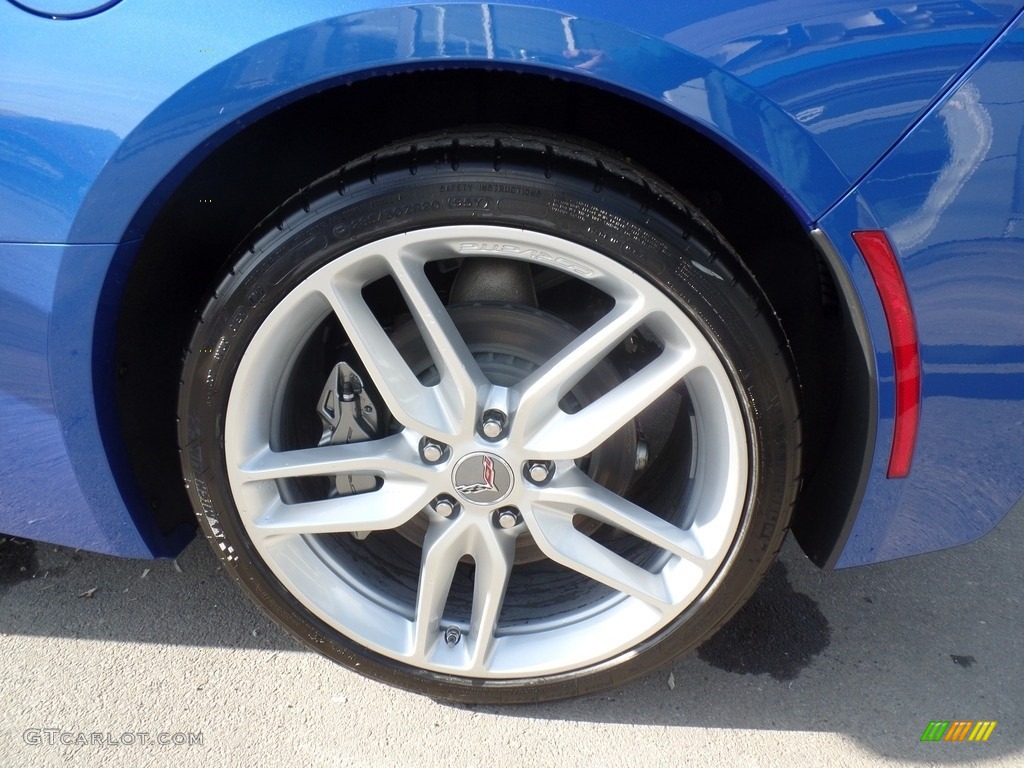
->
xmin=2 ymin=496 xmax=1021 ymax=764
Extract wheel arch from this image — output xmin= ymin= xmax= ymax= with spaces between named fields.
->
xmin=69 ymin=14 xmax=871 ymax=561
xmin=67 ymin=5 xmax=853 ymax=245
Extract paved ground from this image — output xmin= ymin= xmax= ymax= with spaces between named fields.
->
xmin=1 ymin=497 xmax=1021 ymax=768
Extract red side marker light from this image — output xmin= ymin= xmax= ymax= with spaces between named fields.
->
xmin=852 ymin=230 xmax=920 ymax=478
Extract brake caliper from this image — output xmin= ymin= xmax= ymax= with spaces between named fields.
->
xmin=317 ymin=362 xmax=380 ymax=502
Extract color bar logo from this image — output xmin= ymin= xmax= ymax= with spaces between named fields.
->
xmin=920 ymin=721 xmax=997 ymax=742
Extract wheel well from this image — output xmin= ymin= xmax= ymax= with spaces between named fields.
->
xmin=113 ymin=68 xmax=864 ymax=564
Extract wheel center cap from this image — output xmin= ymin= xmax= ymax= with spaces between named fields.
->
xmin=452 ymin=452 xmax=514 ymax=505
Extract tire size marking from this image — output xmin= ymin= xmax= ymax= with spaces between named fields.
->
xmin=193 ymin=478 xmax=220 ymax=536
xmin=446 ymin=196 xmax=493 ymax=210
xmin=338 ymin=200 xmax=444 ymax=237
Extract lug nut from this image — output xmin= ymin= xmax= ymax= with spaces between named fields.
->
xmin=480 ymin=410 xmax=506 ymax=440
xmin=433 ymin=497 xmax=457 ymax=518
xmin=526 ymin=460 xmax=552 ymax=484
xmin=420 ymin=439 xmax=446 ymax=464
xmin=495 ymin=508 xmax=520 ymax=529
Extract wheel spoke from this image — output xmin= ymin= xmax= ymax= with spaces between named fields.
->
xmin=391 ymin=251 xmax=488 ymax=437
xmin=523 ymin=504 xmax=674 ymax=608
xmin=410 ymin=522 xmax=516 ymax=670
xmin=521 ymin=336 xmax=699 ymax=458
xmin=312 ymin=252 xmax=484 ymax=438
xmin=467 ymin=531 xmax=516 ymax=672
xmin=237 ymin=434 xmax=432 ymax=483
xmin=249 ymin=481 xmax=433 ymax=542
xmin=412 ymin=523 xmax=471 ymax=661
xmin=510 ymin=299 xmax=645 ymax=447
xmin=535 ymin=467 xmax=707 ymax=566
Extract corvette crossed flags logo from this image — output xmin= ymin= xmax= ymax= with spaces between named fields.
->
xmin=455 ymin=455 xmax=499 ymax=495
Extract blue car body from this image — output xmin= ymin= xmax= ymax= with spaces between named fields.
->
xmin=1 ymin=0 xmax=1022 ymax=566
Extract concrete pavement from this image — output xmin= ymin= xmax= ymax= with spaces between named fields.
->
xmin=1 ymin=497 xmax=1021 ymax=767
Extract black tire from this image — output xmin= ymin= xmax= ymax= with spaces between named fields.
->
xmin=178 ymin=130 xmax=801 ymax=703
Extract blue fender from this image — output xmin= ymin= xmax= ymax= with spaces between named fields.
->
xmin=63 ymin=3 xmax=855 ymax=246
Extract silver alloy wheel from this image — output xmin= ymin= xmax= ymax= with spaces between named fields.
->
xmin=224 ymin=224 xmax=748 ymax=678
